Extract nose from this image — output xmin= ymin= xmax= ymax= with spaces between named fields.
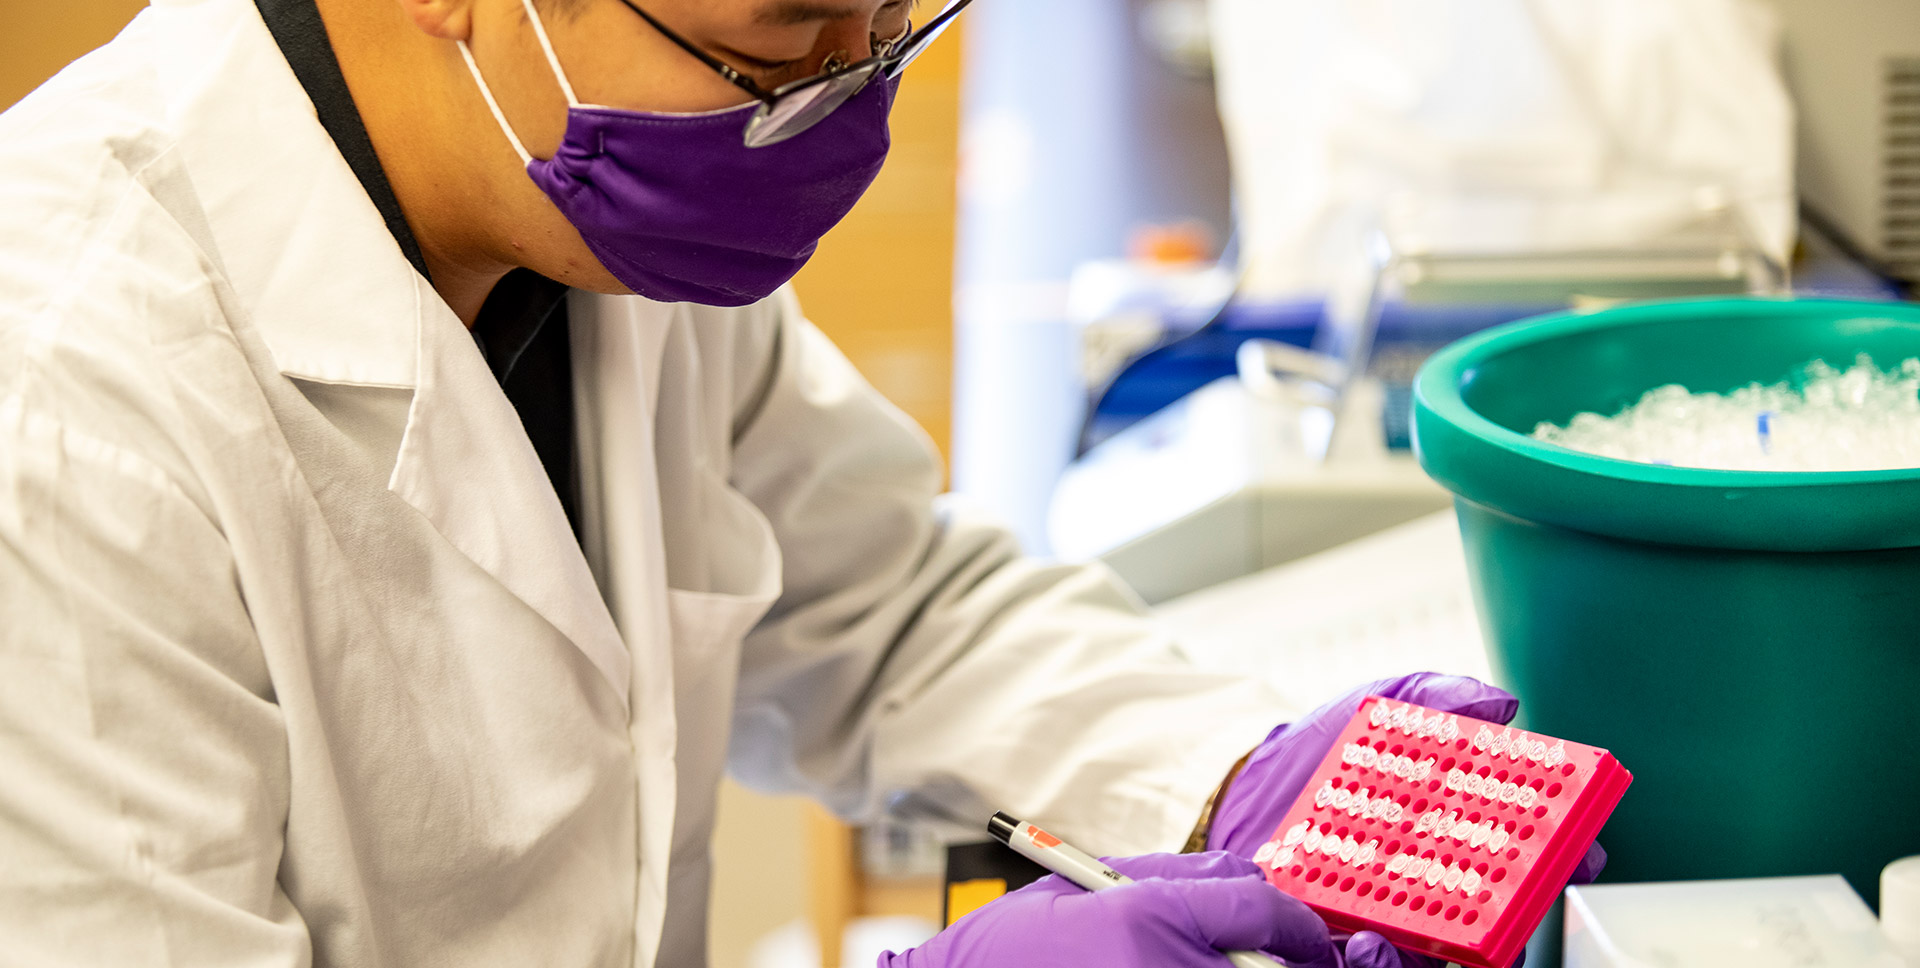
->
xmin=816 ymin=11 xmax=881 ymax=66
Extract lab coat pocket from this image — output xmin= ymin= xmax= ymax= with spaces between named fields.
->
xmin=665 ymin=586 xmax=776 ymax=671
xmin=662 ymin=475 xmax=781 ymax=787
xmin=664 ymin=583 xmax=773 ymax=824
xmin=662 ymin=584 xmax=774 ymax=791
xmin=661 ymin=467 xmax=782 ymax=655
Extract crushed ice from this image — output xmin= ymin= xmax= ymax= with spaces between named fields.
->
xmin=1532 ymin=355 xmax=1920 ymax=471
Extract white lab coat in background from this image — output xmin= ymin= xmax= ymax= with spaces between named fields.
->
xmin=0 ymin=1 xmax=1285 ymax=965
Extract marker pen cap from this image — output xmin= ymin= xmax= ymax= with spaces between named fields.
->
xmin=988 ymin=812 xmax=1022 ymax=845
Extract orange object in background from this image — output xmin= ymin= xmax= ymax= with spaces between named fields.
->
xmin=1128 ymin=220 xmax=1218 ymax=267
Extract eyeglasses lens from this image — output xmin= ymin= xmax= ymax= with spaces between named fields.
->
xmin=739 ymin=0 xmax=971 ymax=146
xmin=743 ymin=67 xmax=878 ymax=147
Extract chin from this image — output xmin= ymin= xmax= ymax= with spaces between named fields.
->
xmin=549 ymin=258 xmax=630 ymax=296
xmin=575 ymin=277 xmax=635 ymax=296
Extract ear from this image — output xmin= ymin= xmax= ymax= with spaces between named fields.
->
xmin=395 ymin=0 xmax=475 ymax=41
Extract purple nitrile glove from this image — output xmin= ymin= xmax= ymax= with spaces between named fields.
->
xmin=878 ymin=852 xmax=1344 ymax=968
xmin=1207 ymin=673 xmax=1611 ymax=968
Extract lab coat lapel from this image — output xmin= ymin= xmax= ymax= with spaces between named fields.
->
xmin=570 ymin=292 xmax=679 ymax=968
xmin=386 ymin=286 xmax=634 ymax=708
xmin=160 ymin=0 xmax=632 ymax=706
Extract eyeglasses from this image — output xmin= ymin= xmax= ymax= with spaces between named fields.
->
xmin=615 ymin=0 xmax=974 ymax=148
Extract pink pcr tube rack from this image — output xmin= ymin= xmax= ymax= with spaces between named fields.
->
xmin=1253 ymin=696 xmax=1631 ymax=968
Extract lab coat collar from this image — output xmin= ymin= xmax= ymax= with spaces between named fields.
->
xmin=159 ymin=0 xmax=421 ymax=391
xmin=388 ymin=295 xmax=634 ymax=709
xmin=159 ymin=0 xmax=633 ymax=705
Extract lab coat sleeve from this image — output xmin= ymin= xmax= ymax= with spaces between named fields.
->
xmin=0 ymin=407 xmax=310 ymax=964
xmin=726 ymin=290 xmax=1287 ymax=856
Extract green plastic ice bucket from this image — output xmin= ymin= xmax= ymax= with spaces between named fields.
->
xmin=1412 ymin=297 xmax=1920 ymax=907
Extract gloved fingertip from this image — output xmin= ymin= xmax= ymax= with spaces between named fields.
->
xmin=1346 ymin=931 xmax=1450 ymax=968
xmin=1572 ymin=841 xmax=1608 ymax=884
xmin=1344 ymin=932 xmax=1407 ymax=968
xmin=1107 ymin=850 xmax=1263 ymax=883
xmin=1174 ymin=877 xmax=1340 ymax=968
xmin=1472 ymin=693 xmax=1521 ymax=726
xmin=1450 ymin=684 xmax=1519 ymax=725
xmin=1190 ymin=851 xmax=1265 ymax=881
xmin=1385 ymin=674 xmax=1518 ymax=724
xmin=1266 ymin=937 xmax=1342 ymax=968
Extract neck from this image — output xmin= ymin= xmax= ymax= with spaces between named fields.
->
xmin=312 ymin=0 xmax=521 ymax=327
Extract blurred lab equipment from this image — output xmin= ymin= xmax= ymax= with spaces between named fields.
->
xmin=1050 ymin=207 xmax=1780 ymax=600
xmin=1155 ymin=511 xmax=1491 ymax=716
xmin=1412 ymin=297 xmax=1920 ymax=906
xmin=951 ymin=0 xmax=1231 ymax=553
xmin=1208 ymin=0 xmax=1797 ymax=299
xmin=1564 ymin=876 xmax=1907 ymax=968
xmin=1048 ymin=344 xmax=1456 ymax=602
xmin=1764 ymin=0 xmax=1920 ymax=290
xmin=1199 ymin=0 xmax=1920 ymax=302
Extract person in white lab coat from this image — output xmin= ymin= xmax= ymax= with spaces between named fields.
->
xmin=0 ymin=0 xmax=1559 ymax=965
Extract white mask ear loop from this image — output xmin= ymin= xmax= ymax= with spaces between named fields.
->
xmin=459 ymin=41 xmax=533 ymax=165
xmin=518 ymin=0 xmax=582 ymax=107
xmin=457 ymin=0 xmax=582 ymax=166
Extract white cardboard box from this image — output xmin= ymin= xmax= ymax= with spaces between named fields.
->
xmin=1565 ymin=875 xmax=1907 ymax=968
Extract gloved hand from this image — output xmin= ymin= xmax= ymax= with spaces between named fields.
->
xmin=1206 ymin=673 xmax=1610 ymax=968
xmin=878 ymin=852 xmax=1345 ymax=968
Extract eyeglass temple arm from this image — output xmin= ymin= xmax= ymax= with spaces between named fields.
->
xmin=615 ymin=0 xmax=781 ymax=105
xmin=889 ymin=0 xmax=974 ymax=62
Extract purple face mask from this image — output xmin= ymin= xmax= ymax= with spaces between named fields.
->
xmin=459 ymin=0 xmax=894 ymax=307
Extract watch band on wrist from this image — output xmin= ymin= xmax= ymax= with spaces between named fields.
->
xmin=1182 ymin=749 xmax=1253 ymax=853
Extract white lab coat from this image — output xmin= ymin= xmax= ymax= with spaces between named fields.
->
xmin=0 ymin=1 xmax=1286 ymax=965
